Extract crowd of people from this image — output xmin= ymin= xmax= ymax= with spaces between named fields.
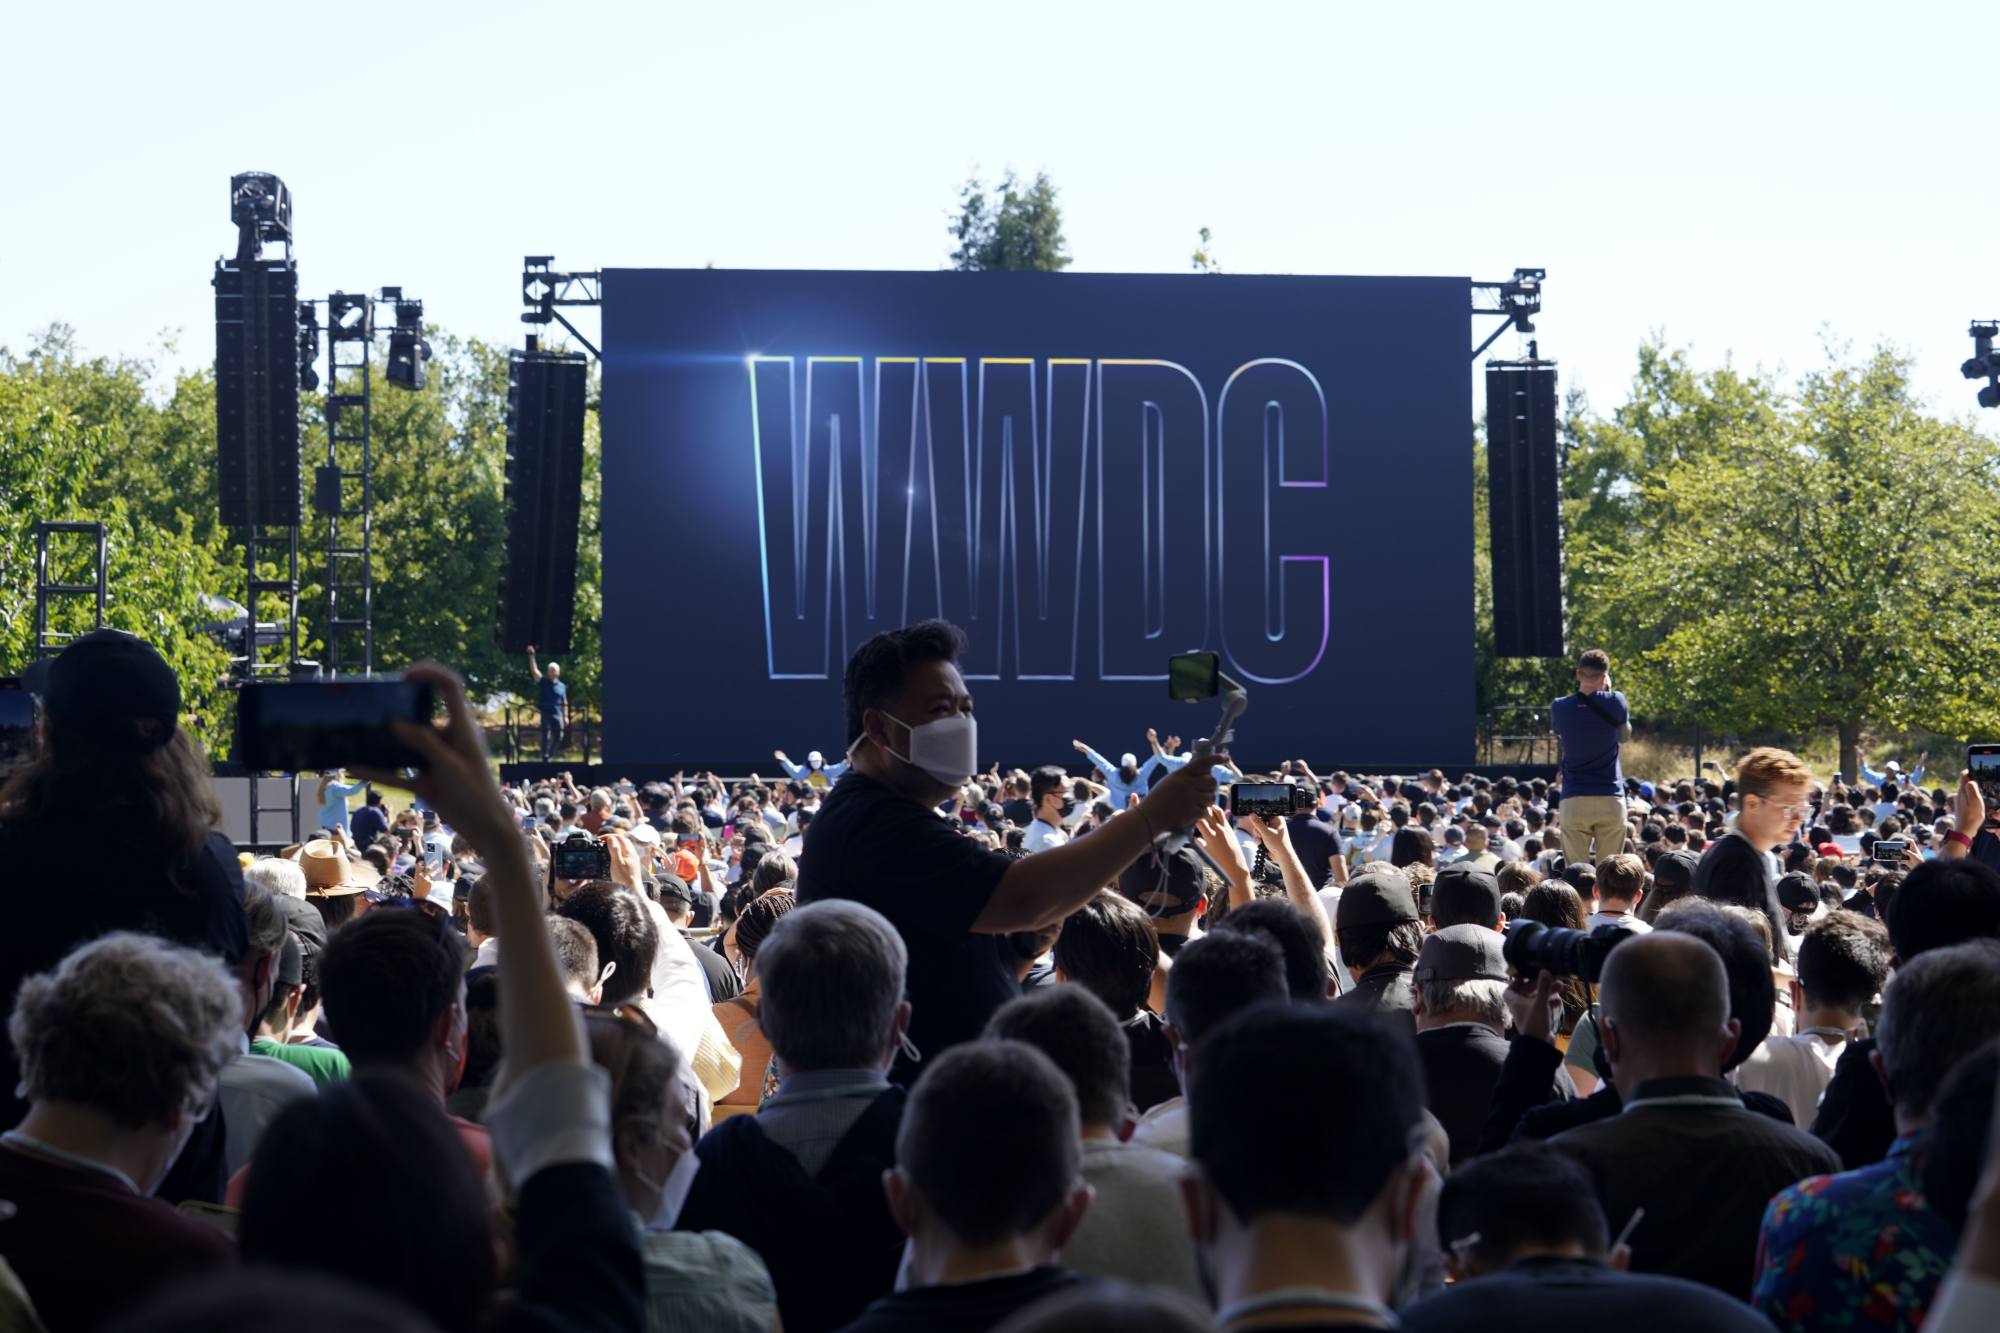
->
xmin=5 ymin=624 xmax=2000 ymax=1331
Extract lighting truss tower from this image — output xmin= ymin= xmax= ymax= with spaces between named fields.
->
xmin=317 ymin=291 xmax=376 ymax=676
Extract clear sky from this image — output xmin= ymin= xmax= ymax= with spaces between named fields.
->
xmin=6 ymin=0 xmax=1995 ymax=422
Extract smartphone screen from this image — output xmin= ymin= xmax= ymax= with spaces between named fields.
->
xmin=237 ymin=678 xmax=435 ymax=773
xmin=1230 ymin=781 xmax=1296 ymax=817
xmin=0 ymin=679 xmax=32 ymax=775
xmin=1167 ymin=651 xmax=1220 ymax=702
xmin=1971 ymin=745 xmax=2000 ymax=815
xmin=1872 ymin=838 xmax=1908 ymax=863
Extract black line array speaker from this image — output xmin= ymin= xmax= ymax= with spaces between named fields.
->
xmin=215 ymin=258 xmax=301 ymax=526
xmin=1485 ymin=361 xmax=1566 ymax=658
xmin=500 ymin=349 xmax=590 ymax=654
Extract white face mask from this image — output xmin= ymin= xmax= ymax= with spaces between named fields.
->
xmin=882 ymin=711 xmax=977 ymax=788
xmin=640 ymin=1144 xmax=703 ymax=1231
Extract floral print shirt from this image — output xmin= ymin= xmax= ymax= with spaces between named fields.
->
xmin=1753 ymin=1134 xmax=1955 ymax=1331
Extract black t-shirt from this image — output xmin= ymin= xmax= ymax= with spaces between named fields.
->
xmin=1286 ymin=815 xmax=1341 ymax=889
xmin=0 ymin=821 xmax=248 ymax=1129
xmin=798 ymin=773 xmax=1016 ymax=1078
xmin=1124 ymin=1009 xmax=1180 ymax=1113
xmin=689 ymin=933 xmax=742 ymax=1002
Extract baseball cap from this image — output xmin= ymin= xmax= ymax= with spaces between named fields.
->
xmin=626 ymin=822 xmax=660 ymax=847
xmin=275 ymin=931 xmax=303 ymax=988
xmin=1335 ymin=868 xmax=1419 ymax=933
xmin=37 ymin=628 xmax=181 ymax=752
xmin=656 ymin=874 xmax=695 ymax=906
xmin=1653 ymin=848 xmax=1699 ymax=895
xmin=1432 ymin=864 xmax=1502 ymax=928
xmin=1120 ymin=752 xmax=1138 ymax=770
xmin=1118 ymin=844 xmax=1204 ymax=917
xmin=1815 ymin=842 xmax=1846 ymax=859
xmin=1776 ymin=871 xmax=1821 ymax=915
xmin=1415 ymin=924 xmax=1510 ymax=985
xmin=807 ymin=750 xmax=825 ymax=768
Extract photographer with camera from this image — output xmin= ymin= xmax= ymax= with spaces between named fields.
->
xmin=1551 ymin=649 xmax=1631 ymax=865
xmin=799 ymin=621 xmax=1218 ymax=1080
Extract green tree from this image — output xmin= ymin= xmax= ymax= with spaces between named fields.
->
xmin=948 ymin=170 xmax=1072 ymax=272
xmin=0 ymin=330 xmax=237 ymax=753
xmin=1588 ymin=347 xmax=2000 ymax=778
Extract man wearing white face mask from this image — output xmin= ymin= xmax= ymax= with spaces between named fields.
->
xmin=799 ymin=620 xmax=1220 ymax=1083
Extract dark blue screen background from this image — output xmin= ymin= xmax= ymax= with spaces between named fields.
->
xmin=602 ymin=269 xmax=1472 ymax=769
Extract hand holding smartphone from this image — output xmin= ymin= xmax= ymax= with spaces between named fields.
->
xmin=237 ymin=676 xmax=437 ymax=773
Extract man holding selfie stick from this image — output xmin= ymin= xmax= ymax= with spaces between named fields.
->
xmin=799 ymin=620 xmax=1219 ymax=1080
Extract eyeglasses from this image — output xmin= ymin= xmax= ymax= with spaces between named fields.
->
xmin=1751 ymin=796 xmax=1815 ymax=822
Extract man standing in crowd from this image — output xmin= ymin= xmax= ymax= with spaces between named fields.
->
xmin=1693 ymin=746 xmax=1815 ymax=960
xmin=1545 ymin=931 xmax=1840 ymax=1296
xmin=678 ymin=900 xmax=911 ymax=1333
xmin=0 ymin=934 xmax=241 ymax=1330
xmin=1753 ymin=939 xmax=2000 ymax=1331
xmin=1551 ymin=648 xmax=1630 ymax=865
xmin=1404 ymin=1145 xmax=1774 ymax=1332
xmin=840 ymin=1041 xmax=1092 ymax=1332
xmin=1023 ymin=765 xmax=1074 ymax=854
xmin=526 ymin=644 xmax=567 ymax=759
xmin=800 ymin=620 xmax=1216 ymax=1080
xmin=1589 ymin=853 xmax=1652 ymax=933
xmin=349 ymin=787 xmax=389 ymax=849
xmin=1184 ymin=1003 xmax=1429 ymax=1329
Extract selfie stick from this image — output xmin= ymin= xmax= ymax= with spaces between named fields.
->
xmin=1154 ymin=669 xmax=1248 ymax=861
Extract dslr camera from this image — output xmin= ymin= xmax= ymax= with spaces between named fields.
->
xmin=1502 ymin=919 xmax=1635 ymax=986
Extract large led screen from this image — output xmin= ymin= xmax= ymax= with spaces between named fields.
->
xmin=601 ymin=269 xmax=1472 ymax=769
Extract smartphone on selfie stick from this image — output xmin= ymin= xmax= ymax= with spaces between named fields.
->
xmin=1156 ymin=651 xmax=1247 ymax=864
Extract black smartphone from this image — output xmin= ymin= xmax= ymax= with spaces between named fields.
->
xmin=0 ymin=678 xmax=33 ymax=775
xmin=552 ymin=836 xmax=611 ymax=882
xmin=1229 ymin=780 xmax=1314 ymax=819
xmin=1971 ymin=744 xmax=2000 ymax=816
xmin=236 ymin=677 xmax=436 ymax=774
xmin=1168 ymin=651 xmax=1220 ymax=702
xmin=1872 ymin=838 xmax=1909 ymax=864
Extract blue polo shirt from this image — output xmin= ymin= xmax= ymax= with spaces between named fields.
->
xmin=1551 ymin=690 xmax=1628 ymax=798
xmin=538 ymin=675 xmax=567 ymax=718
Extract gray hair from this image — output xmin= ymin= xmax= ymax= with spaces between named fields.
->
xmin=9 ymin=932 xmax=242 ymax=1128
xmin=1876 ymin=938 xmax=2000 ymax=1116
xmin=1417 ymin=977 xmax=1508 ymax=1029
xmin=243 ymin=881 xmax=288 ymax=959
xmin=758 ymin=899 xmax=908 ymax=1070
xmin=245 ymin=856 xmax=307 ymax=901
xmin=751 ymin=850 xmax=798 ymax=895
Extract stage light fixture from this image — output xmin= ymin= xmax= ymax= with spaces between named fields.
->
xmin=382 ymin=286 xmax=431 ymax=391
xmin=1965 ymin=321 xmax=2000 ymax=409
xmin=229 ymin=172 xmax=292 ymax=248
xmin=297 ymin=300 xmax=320 ymax=393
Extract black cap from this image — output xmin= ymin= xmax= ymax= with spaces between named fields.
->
xmin=1415 ymin=924 xmax=1510 ymax=985
xmin=41 ymin=629 xmax=180 ymax=752
xmin=275 ymin=931 xmax=303 ymax=988
xmin=1119 ymin=844 xmax=1204 ymax=916
xmin=1776 ymin=871 xmax=1821 ymax=914
xmin=1335 ymin=868 xmax=1420 ymax=933
xmin=1654 ymin=848 xmax=1699 ymax=893
xmin=657 ymin=875 xmax=695 ymax=906
xmin=1432 ymin=864 xmax=1503 ymax=928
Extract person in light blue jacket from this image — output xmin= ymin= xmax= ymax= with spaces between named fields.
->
xmin=1856 ymin=749 xmax=1928 ymax=789
xmin=315 ymin=769 xmax=365 ymax=835
xmin=772 ymin=749 xmax=849 ymax=790
xmin=1071 ymin=739 xmax=1165 ymax=809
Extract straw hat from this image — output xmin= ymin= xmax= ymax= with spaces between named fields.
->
xmin=300 ymin=838 xmax=381 ymax=896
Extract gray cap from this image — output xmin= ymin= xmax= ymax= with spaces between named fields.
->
xmin=1415 ymin=923 xmax=1509 ymax=985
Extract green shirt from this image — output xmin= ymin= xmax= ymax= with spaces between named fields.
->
xmin=251 ymin=1037 xmax=351 ymax=1088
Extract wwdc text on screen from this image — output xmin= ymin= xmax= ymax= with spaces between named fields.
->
xmin=602 ymin=270 xmax=1472 ymax=769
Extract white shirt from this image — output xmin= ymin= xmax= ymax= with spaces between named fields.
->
xmin=1129 ymin=1097 xmax=1189 ymax=1158
xmin=1587 ymin=909 xmax=1652 ymax=934
xmin=1732 ymin=1030 xmax=1847 ymax=1129
xmin=1023 ymin=818 xmax=1070 ymax=854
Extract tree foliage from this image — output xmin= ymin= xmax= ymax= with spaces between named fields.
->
xmin=948 ymin=170 xmax=1072 ymax=272
xmin=0 ymin=325 xmax=602 ymax=757
xmin=1483 ymin=338 xmax=2000 ymax=777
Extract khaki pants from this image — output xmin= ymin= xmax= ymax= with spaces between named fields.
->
xmin=1560 ymin=795 xmax=1628 ymax=868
